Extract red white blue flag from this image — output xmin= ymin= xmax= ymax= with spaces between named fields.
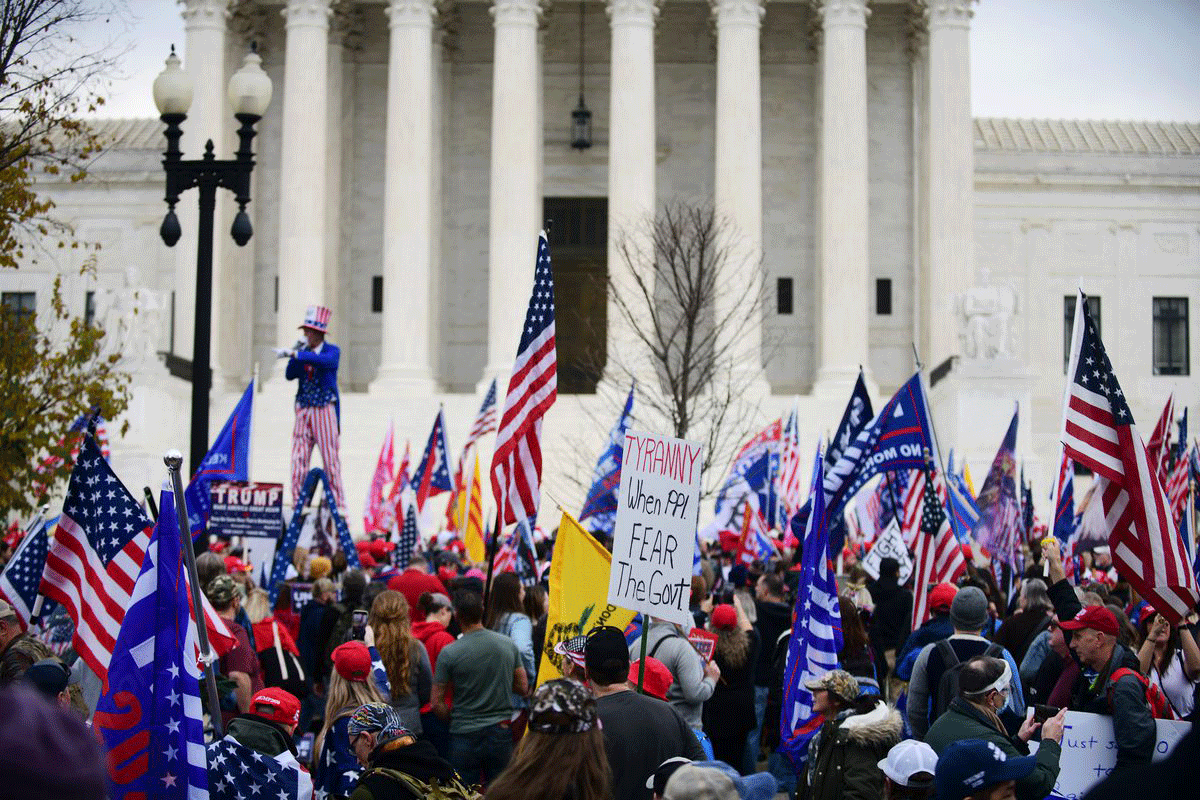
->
xmin=411 ymin=408 xmax=452 ymax=512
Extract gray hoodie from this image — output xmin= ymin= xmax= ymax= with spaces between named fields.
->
xmin=631 ymin=619 xmax=715 ymax=730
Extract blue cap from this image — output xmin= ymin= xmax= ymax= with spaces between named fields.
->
xmin=935 ymin=739 xmax=1037 ymax=798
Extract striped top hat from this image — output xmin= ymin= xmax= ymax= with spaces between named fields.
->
xmin=300 ymin=305 xmax=331 ymax=333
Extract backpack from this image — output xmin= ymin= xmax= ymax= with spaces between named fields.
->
xmin=932 ymin=640 xmax=1005 ymax=721
xmin=1106 ymin=667 xmax=1179 ymax=720
xmin=366 ymin=766 xmax=483 ymax=800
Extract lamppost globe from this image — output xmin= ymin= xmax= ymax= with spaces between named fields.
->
xmin=152 ymin=46 xmax=193 ymax=117
xmin=227 ymin=47 xmax=273 ymax=119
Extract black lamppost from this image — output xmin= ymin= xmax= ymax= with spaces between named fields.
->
xmin=153 ymin=45 xmax=272 ymax=475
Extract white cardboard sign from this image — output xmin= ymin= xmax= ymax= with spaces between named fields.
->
xmin=607 ymin=431 xmax=703 ymax=626
xmin=1029 ymin=710 xmax=1190 ymax=799
xmin=861 ymin=519 xmax=913 ymax=583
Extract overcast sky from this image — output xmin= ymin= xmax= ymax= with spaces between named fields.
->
xmin=85 ymin=0 xmax=1200 ymax=122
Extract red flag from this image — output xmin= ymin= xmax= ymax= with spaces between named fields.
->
xmin=363 ymin=421 xmax=395 ymax=534
xmin=1147 ymin=394 xmax=1175 ymax=484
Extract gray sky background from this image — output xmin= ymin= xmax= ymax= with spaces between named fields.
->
xmin=86 ymin=0 xmax=1200 ymax=121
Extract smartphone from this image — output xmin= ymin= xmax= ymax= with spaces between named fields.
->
xmin=351 ymin=609 xmax=368 ymax=640
xmin=1033 ymin=704 xmax=1060 ymax=723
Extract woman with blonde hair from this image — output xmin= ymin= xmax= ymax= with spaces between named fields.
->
xmin=313 ymin=631 xmax=391 ymax=799
xmin=486 ymin=679 xmax=612 ymax=800
xmin=369 ymin=589 xmax=432 ymax=735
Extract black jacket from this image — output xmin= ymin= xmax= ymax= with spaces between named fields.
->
xmin=866 ymin=577 xmax=912 ymax=653
xmin=1048 ymin=578 xmax=1156 ymax=770
xmin=351 ymin=739 xmax=467 ymax=800
xmin=753 ymin=600 xmax=792 ymax=686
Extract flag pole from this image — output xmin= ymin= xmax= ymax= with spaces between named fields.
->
xmin=483 ymin=507 xmax=503 ymax=619
xmin=166 ymin=450 xmax=225 ymax=739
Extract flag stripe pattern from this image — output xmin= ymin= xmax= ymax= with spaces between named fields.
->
xmin=780 ymin=448 xmax=842 ymax=768
xmin=411 ymin=409 xmax=452 ymax=512
xmin=94 ymin=490 xmax=208 ymax=800
xmin=39 ymin=435 xmax=153 ymax=686
xmin=0 ymin=516 xmax=54 ymax=630
xmin=911 ymin=463 xmax=967 ymax=627
xmin=1052 ymin=450 xmax=1077 ymax=551
xmin=1061 ymin=292 xmax=1199 ymax=622
xmin=777 ymin=409 xmax=806 ymax=531
xmin=364 ymin=421 xmax=395 ymax=533
xmin=1147 ymin=394 xmax=1176 ymax=485
xmin=491 ymin=232 xmax=557 ymax=526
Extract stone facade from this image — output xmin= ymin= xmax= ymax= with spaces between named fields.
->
xmin=4 ymin=0 xmax=1198 ymax=525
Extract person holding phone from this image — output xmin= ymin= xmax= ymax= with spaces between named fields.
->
xmin=925 ymin=655 xmax=1065 ymax=800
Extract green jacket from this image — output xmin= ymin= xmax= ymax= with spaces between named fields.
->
xmin=802 ymin=701 xmax=903 ymax=800
xmin=925 ymin=697 xmax=1061 ymax=800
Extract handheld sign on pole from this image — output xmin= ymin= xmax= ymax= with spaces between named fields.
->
xmin=608 ymin=431 xmax=703 ymax=626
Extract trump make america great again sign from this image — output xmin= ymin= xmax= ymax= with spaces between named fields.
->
xmin=608 ymin=431 xmax=702 ymax=626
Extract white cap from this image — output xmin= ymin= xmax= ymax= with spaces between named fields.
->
xmin=877 ymin=739 xmax=937 ymax=788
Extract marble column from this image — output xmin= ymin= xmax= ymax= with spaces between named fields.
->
xmin=275 ymin=0 xmax=331 ymax=356
xmin=814 ymin=0 xmax=871 ymax=397
xmin=713 ymin=0 xmax=767 ymax=390
xmin=177 ymin=0 xmax=229 ymax=373
xmin=372 ymin=0 xmax=440 ymax=394
xmin=480 ymin=0 xmax=543 ymax=391
xmin=605 ymin=0 xmax=658 ymax=384
xmin=923 ymin=0 xmax=975 ymax=372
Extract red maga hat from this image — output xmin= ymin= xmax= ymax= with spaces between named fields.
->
xmin=249 ymin=687 xmax=301 ymax=727
xmin=1059 ymin=605 xmax=1119 ymax=636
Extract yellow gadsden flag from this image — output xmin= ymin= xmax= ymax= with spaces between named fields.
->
xmin=537 ymin=511 xmax=636 ymax=686
xmin=464 ymin=454 xmax=486 ymax=565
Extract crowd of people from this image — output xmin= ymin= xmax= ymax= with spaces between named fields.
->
xmin=1 ymin=521 xmax=1198 ymax=800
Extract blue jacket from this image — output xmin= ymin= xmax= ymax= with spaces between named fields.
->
xmin=286 ymin=342 xmax=340 ymax=423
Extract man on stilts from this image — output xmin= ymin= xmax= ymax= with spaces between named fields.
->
xmin=277 ymin=305 xmax=346 ymax=512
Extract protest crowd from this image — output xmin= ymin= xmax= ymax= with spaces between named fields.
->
xmin=1 ymin=250 xmax=1198 ymax=800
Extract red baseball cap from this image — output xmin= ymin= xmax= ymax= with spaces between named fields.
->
xmin=1060 ymin=605 xmax=1119 ymax=636
xmin=224 ymin=556 xmax=252 ymax=574
xmin=628 ymin=657 xmax=673 ymax=701
xmin=332 ymin=641 xmax=373 ymax=682
xmin=928 ymin=583 xmax=958 ymax=612
xmin=710 ymin=604 xmax=738 ymax=630
xmin=359 ymin=553 xmax=378 ymax=569
xmin=368 ymin=540 xmax=394 ymax=559
xmin=249 ymin=687 xmax=300 ymax=727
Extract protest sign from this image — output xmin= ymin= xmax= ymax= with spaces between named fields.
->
xmin=861 ymin=519 xmax=913 ymax=582
xmin=538 ymin=513 xmax=636 ymax=686
xmin=209 ymin=481 xmax=284 ymax=580
xmin=1029 ymin=710 xmax=1191 ymax=799
xmin=607 ymin=431 xmax=702 ymax=626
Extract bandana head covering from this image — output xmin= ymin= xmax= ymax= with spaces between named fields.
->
xmin=528 ymin=679 xmax=599 ymax=735
xmin=553 ymin=635 xmax=589 ymax=669
xmin=347 ymin=703 xmax=415 ymax=748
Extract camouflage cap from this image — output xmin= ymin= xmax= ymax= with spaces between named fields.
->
xmin=528 ymin=678 xmax=598 ymax=735
xmin=204 ymin=574 xmax=237 ymax=607
xmin=803 ymin=668 xmax=860 ymax=704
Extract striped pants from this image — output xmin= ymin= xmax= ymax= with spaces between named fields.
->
xmin=291 ymin=403 xmax=346 ymax=509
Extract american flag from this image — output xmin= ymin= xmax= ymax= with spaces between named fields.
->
xmin=1061 ymin=291 xmax=1199 ymax=622
xmin=1147 ymin=394 xmax=1176 ymax=485
xmin=780 ymin=447 xmax=842 ymax=768
xmin=911 ymin=461 xmax=967 ymax=628
xmin=491 ymin=231 xmax=557 ymax=526
xmin=93 ymin=490 xmax=208 ymax=800
xmin=0 ymin=515 xmax=54 ymax=629
xmin=446 ymin=380 xmax=500 ymax=530
xmin=777 ymin=408 xmax=806 ymax=531
xmin=39 ymin=434 xmax=153 ymax=686
xmin=1166 ymin=411 xmax=1189 ymax=527
xmin=395 ymin=503 xmax=421 ymax=570
xmin=900 ymin=469 xmax=948 ymax=548
xmin=32 ymin=412 xmax=110 ymax=498
xmin=579 ymin=385 xmax=635 ymax=537
xmin=412 ymin=408 xmax=452 ymax=512
xmin=364 ymin=420 xmax=395 ymax=534
xmin=735 ymin=504 xmax=777 ymax=566
xmin=382 ymin=440 xmax=412 ymax=533
xmin=206 ymin=734 xmax=312 ymax=800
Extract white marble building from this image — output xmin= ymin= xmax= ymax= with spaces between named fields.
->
xmin=4 ymin=0 xmax=1198 ymax=526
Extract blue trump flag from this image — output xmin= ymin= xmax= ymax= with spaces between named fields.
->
xmin=94 ymin=489 xmax=208 ymax=800
xmin=792 ymin=373 xmax=937 ymax=549
xmin=972 ymin=409 xmax=1022 ymax=568
xmin=946 ymin=451 xmax=980 ymax=544
xmin=185 ymin=380 xmax=253 ymax=536
xmin=780 ymin=446 xmax=842 ymax=768
xmin=579 ymin=384 xmax=635 ymax=537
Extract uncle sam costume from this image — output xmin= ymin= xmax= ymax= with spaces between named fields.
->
xmin=286 ymin=305 xmax=346 ymax=508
